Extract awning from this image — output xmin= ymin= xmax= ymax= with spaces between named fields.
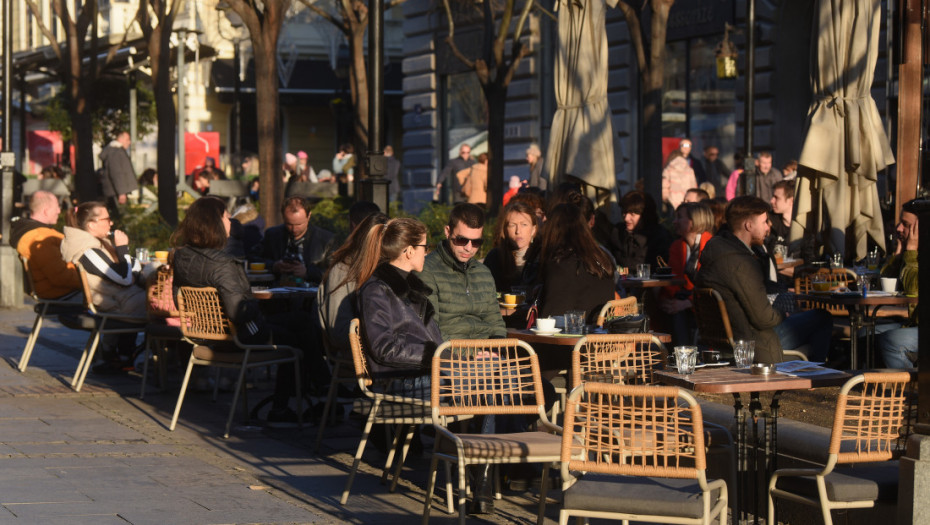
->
xmin=210 ymin=58 xmax=403 ymax=102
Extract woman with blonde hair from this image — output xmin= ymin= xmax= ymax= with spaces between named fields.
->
xmin=660 ymin=202 xmax=715 ymax=345
xmin=483 ymin=200 xmax=539 ymax=292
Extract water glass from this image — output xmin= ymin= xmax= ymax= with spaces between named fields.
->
xmin=866 ymin=251 xmax=879 ymax=271
xmin=734 ymin=340 xmax=755 ymax=368
xmin=830 ymin=252 xmax=843 ymax=269
xmin=773 ymin=244 xmax=787 ymax=264
xmin=636 ymin=263 xmax=651 ymax=279
xmin=674 ymin=346 xmax=697 ymax=375
xmin=135 ymin=247 xmax=150 ymax=263
xmin=564 ymin=310 xmax=586 ymax=335
xmin=857 ymin=274 xmax=870 ymax=297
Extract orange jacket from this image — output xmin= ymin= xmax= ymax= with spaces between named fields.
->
xmin=16 ymin=226 xmax=81 ymax=299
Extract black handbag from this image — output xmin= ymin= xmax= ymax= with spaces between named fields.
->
xmin=604 ymin=314 xmax=648 ymax=334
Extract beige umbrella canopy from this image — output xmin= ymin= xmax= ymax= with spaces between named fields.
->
xmin=791 ymin=0 xmax=894 ymax=261
xmin=544 ymin=0 xmax=618 ymax=204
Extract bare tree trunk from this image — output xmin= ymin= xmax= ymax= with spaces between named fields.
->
xmin=254 ymin=30 xmax=284 ymax=226
xmin=150 ymin=25 xmax=178 ymax=226
xmin=484 ymin=85 xmax=507 ymax=216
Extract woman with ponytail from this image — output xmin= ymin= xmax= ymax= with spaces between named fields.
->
xmin=355 ymin=218 xmax=440 ymax=383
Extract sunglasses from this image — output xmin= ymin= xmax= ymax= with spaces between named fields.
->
xmin=450 ymin=236 xmax=483 ymax=248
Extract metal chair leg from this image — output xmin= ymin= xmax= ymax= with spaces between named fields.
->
xmin=170 ymin=354 xmax=197 ymax=431
xmin=341 ymin=398 xmax=381 ymax=504
xmin=19 ymin=305 xmax=47 ymax=372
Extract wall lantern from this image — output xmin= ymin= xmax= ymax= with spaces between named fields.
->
xmin=715 ymin=23 xmax=738 ymax=80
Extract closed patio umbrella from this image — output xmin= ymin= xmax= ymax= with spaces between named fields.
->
xmin=791 ymin=0 xmax=894 ymax=261
xmin=544 ymin=0 xmax=618 ymax=204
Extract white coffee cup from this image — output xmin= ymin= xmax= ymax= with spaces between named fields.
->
xmin=880 ymin=277 xmax=898 ymax=293
xmin=536 ymin=317 xmax=556 ymax=332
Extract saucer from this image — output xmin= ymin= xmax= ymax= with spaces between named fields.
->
xmin=530 ymin=328 xmax=562 ymax=335
xmin=248 ymin=269 xmax=269 ymax=274
xmin=499 ymin=301 xmax=524 ymax=308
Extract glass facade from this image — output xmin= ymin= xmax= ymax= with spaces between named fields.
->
xmin=663 ymin=37 xmax=737 ymax=173
xmin=442 ymin=72 xmax=488 ymax=161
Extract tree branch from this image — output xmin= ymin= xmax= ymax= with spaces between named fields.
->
xmin=298 ymin=0 xmax=349 ymax=35
xmin=441 ymin=0 xmax=475 ymax=69
xmin=617 ymin=1 xmax=647 ymax=76
xmin=511 ymin=0 xmax=535 ymax=50
xmin=533 ymin=0 xmax=556 ymax=22
xmin=23 ymin=0 xmax=61 ymax=60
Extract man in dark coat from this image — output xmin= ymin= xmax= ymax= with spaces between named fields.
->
xmin=696 ymin=196 xmax=831 ymax=363
xmin=435 ymin=144 xmax=475 ymax=204
xmin=99 ymin=131 xmax=138 ymax=206
xmin=251 ymin=196 xmax=336 ymax=285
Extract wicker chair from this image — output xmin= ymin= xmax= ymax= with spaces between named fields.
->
xmin=17 ymin=254 xmax=83 ymax=373
xmin=422 ymin=338 xmax=562 ymax=525
xmin=170 ymin=286 xmax=303 ymax=438
xmin=795 ymin=266 xmax=858 ymax=315
xmin=595 ymin=296 xmax=639 ymax=327
xmin=768 ymin=372 xmax=912 ymax=525
xmin=693 ymin=287 xmax=808 ymax=361
xmin=341 ymin=319 xmax=447 ymax=505
xmin=70 ymin=265 xmax=148 ymax=392
xmin=570 ymin=333 xmax=667 ymax=387
xmin=314 ymin=325 xmax=358 ymax=451
xmin=139 ymin=265 xmax=183 ymax=399
xmin=559 ymin=382 xmax=728 ymax=525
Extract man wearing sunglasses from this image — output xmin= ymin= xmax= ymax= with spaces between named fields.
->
xmin=420 ymin=203 xmax=506 ymax=341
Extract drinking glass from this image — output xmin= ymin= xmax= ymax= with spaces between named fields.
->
xmin=565 ymin=310 xmax=586 ymax=335
xmin=773 ymin=244 xmax=787 ymax=264
xmin=135 ymin=247 xmax=150 ymax=264
xmin=734 ymin=339 xmax=755 ymax=368
xmin=674 ymin=346 xmax=697 ymax=375
xmin=857 ymin=274 xmax=870 ymax=297
xmin=636 ymin=263 xmax=651 ymax=279
xmin=830 ymin=252 xmax=843 ymax=269
xmin=866 ymin=251 xmax=879 ymax=271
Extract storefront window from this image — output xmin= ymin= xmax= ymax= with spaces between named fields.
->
xmin=442 ymin=72 xmax=488 ymax=162
xmin=662 ymin=38 xmax=737 ymax=171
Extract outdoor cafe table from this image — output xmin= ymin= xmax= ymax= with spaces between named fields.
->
xmin=655 ymin=366 xmax=850 ymax=525
xmin=506 ymin=328 xmax=671 ymax=347
xmin=795 ymin=291 xmax=918 ymax=368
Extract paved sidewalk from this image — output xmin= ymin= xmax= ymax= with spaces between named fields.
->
xmin=0 ymin=306 xmax=551 ymax=525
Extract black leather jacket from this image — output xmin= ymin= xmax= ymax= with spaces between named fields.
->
xmin=357 ymin=263 xmax=442 ymax=378
xmin=173 ymin=246 xmax=268 ymax=344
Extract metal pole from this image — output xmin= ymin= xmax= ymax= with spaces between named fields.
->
xmin=1 ymin=0 xmax=20 ymax=307
xmin=361 ymin=0 xmax=388 ymax=212
xmin=741 ymin=0 xmax=756 ymax=198
xmin=129 ymin=72 xmax=138 ymax=171
xmin=233 ymin=39 xmax=241 ymax=177
xmin=177 ymin=30 xmax=186 ymax=184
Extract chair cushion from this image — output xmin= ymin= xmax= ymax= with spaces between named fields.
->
xmin=145 ymin=323 xmax=183 ymax=339
xmin=775 ymin=461 xmax=899 ymax=502
xmin=437 ymin=431 xmax=562 ymax=459
xmin=58 ymin=312 xmax=96 ymax=331
xmin=564 ymin=474 xmax=715 ymax=519
xmin=191 ymin=345 xmax=295 ymax=364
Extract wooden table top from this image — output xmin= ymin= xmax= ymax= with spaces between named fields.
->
xmin=794 ymin=292 xmax=918 ymax=307
xmin=252 ymin=286 xmax=318 ymax=300
xmin=654 ymin=366 xmax=850 ymax=394
xmin=776 ymin=258 xmax=804 ymax=270
xmin=618 ymin=276 xmax=686 ymax=288
xmin=507 ymin=328 xmax=671 ymax=347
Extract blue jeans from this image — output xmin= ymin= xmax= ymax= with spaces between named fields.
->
xmin=774 ymin=309 xmax=833 ymax=361
xmin=874 ymin=324 xmax=917 ymax=369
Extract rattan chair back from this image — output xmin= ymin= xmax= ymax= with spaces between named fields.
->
xmin=830 ymin=372 xmax=912 ymax=463
xmin=146 ymin=265 xmax=179 ymax=318
xmin=571 ymin=333 xmax=667 ymax=387
xmin=561 ymin=382 xmax=706 ymax=481
xmin=595 ymin=297 xmax=639 ymax=327
xmin=430 ymin=338 xmax=546 ymax=420
xmin=76 ymin=264 xmax=99 ymax=314
xmin=693 ymin=288 xmax=735 ymax=354
xmin=795 ymin=266 xmax=858 ymax=314
xmin=177 ymin=286 xmax=233 ymax=342
xmin=20 ymin=255 xmax=40 ymax=300
xmin=348 ymin=318 xmax=373 ymax=389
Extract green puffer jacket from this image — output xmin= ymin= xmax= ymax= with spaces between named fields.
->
xmin=420 ymin=242 xmax=506 ymax=340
